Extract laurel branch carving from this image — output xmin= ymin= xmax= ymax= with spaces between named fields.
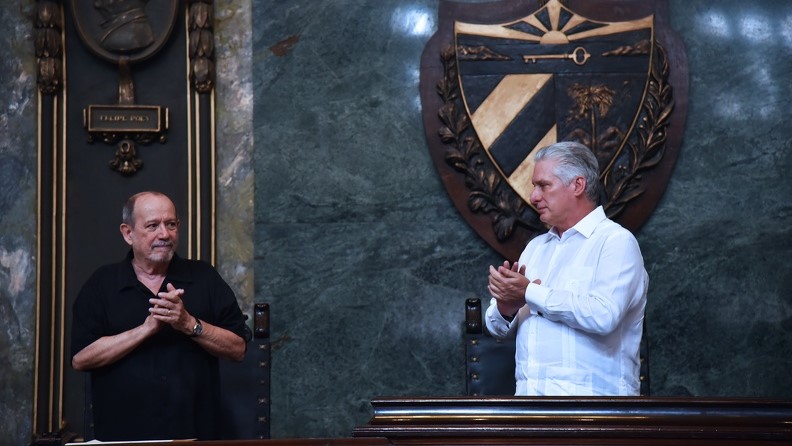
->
xmin=35 ymin=0 xmax=63 ymax=95
xmin=188 ymin=0 xmax=216 ymax=93
xmin=437 ymin=46 xmax=543 ymax=241
xmin=601 ymin=43 xmax=675 ymax=219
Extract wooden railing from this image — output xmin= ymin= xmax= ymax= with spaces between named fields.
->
xmin=352 ymin=396 xmax=792 ymax=445
xmin=36 ymin=397 xmax=792 ymax=446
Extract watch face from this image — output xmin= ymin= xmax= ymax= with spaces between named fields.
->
xmin=193 ymin=320 xmax=203 ymax=336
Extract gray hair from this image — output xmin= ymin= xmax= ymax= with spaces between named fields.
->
xmin=534 ymin=141 xmax=600 ymax=203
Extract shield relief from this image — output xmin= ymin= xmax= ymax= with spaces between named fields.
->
xmin=422 ymin=0 xmax=688 ymax=260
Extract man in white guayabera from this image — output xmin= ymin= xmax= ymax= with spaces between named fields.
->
xmin=485 ymin=141 xmax=648 ymax=396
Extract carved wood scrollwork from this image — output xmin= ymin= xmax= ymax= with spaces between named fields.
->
xmin=188 ymin=0 xmax=216 ymax=93
xmin=35 ymin=0 xmax=63 ymax=95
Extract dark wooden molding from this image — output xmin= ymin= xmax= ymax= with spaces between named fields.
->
xmin=354 ymin=397 xmax=792 ymax=444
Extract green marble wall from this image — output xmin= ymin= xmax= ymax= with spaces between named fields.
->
xmin=0 ymin=2 xmax=38 ymax=444
xmin=253 ymin=0 xmax=792 ymax=438
xmin=0 ymin=1 xmax=790 ymax=445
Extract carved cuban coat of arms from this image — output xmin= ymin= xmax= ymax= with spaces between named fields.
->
xmin=421 ymin=0 xmax=688 ymax=260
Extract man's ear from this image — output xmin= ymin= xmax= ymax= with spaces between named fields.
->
xmin=120 ymin=224 xmax=133 ymax=245
xmin=572 ymin=176 xmax=587 ymax=197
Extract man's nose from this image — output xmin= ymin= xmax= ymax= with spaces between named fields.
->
xmin=530 ymin=187 xmax=540 ymax=203
xmin=156 ymin=223 xmax=170 ymax=237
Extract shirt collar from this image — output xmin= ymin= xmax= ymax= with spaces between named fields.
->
xmin=571 ymin=205 xmax=606 ymax=238
xmin=118 ymin=250 xmax=138 ymax=290
xmin=548 ymin=205 xmax=606 ymax=240
xmin=117 ymin=250 xmax=192 ymax=291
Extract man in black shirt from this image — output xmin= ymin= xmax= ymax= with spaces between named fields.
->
xmin=71 ymin=191 xmax=248 ymax=441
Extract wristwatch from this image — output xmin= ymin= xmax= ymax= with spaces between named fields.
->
xmin=191 ymin=318 xmax=203 ymax=337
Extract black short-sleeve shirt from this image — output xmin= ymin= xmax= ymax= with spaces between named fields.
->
xmin=71 ymin=252 xmax=247 ymax=441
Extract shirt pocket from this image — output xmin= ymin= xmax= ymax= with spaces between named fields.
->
xmin=557 ymin=266 xmax=594 ymax=295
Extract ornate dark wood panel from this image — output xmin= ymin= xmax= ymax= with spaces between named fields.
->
xmin=32 ymin=0 xmax=219 ymax=438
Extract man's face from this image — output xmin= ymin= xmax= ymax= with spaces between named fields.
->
xmin=120 ymin=194 xmax=179 ymax=266
xmin=530 ymin=159 xmax=578 ymax=230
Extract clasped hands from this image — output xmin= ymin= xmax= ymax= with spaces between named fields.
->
xmin=488 ymin=261 xmax=541 ymax=319
xmin=147 ymin=283 xmax=194 ymax=335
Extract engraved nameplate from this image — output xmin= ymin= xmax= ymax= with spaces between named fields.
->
xmin=86 ymin=105 xmax=165 ymax=133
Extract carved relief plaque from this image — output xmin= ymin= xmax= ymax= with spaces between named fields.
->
xmin=71 ymin=0 xmax=179 ymax=175
xmin=422 ymin=0 xmax=688 ymax=260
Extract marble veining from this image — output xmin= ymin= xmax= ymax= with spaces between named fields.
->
xmin=215 ymin=0 xmax=255 ymax=316
xmin=0 ymin=1 xmax=37 ymax=443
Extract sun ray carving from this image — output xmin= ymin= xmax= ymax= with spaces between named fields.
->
xmin=455 ymin=0 xmax=652 ymax=44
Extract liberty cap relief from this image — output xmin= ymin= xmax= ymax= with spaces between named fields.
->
xmin=94 ymin=0 xmax=155 ymax=53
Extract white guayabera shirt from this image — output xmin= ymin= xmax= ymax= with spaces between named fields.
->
xmin=486 ymin=206 xmax=649 ymax=396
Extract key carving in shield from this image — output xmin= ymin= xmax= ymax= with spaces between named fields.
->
xmin=421 ymin=0 xmax=688 ymax=260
